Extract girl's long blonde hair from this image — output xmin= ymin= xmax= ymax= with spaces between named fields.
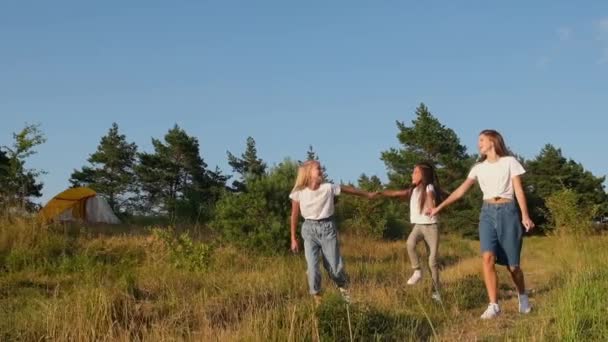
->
xmin=291 ymin=160 xmax=321 ymax=193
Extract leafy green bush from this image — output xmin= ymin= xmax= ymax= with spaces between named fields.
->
xmin=545 ymin=189 xmax=598 ymax=236
xmin=336 ymin=175 xmax=407 ymax=240
xmin=152 ymin=227 xmax=213 ymax=272
xmin=211 ymin=160 xmax=297 ymax=254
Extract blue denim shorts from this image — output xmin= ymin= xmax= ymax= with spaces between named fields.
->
xmin=479 ymin=201 xmax=523 ymax=266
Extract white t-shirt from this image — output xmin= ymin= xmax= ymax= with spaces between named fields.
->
xmin=467 ymin=156 xmax=525 ymax=200
xmin=410 ymin=184 xmax=438 ymax=224
xmin=289 ymin=183 xmax=341 ymax=220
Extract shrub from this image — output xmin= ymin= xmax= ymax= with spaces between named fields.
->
xmin=545 ymin=189 xmax=598 ymax=236
xmin=152 ymin=227 xmax=213 ymax=272
xmin=211 ymin=160 xmax=297 ymax=254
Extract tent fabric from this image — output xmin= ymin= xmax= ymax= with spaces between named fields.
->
xmin=39 ymin=187 xmax=120 ymax=224
xmin=39 ymin=187 xmax=97 ymax=222
xmin=85 ymin=196 xmax=121 ymax=224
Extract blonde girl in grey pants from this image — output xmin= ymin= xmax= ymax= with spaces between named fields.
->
xmin=289 ymin=160 xmax=375 ymax=304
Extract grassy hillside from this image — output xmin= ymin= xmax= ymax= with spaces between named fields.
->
xmin=1 ymin=217 xmax=607 ymax=341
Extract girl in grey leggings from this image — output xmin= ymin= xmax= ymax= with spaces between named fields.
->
xmin=381 ymin=162 xmax=444 ymax=302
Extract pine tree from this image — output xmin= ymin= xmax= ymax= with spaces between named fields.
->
xmin=70 ymin=123 xmax=137 ymax=213
xmin=0 ymin=123 xmax=46 ymax=209
xmin=380 ymin=103 xmax=480 ymax=236
xmin=136 ymin=124 xmax=226 ymax=221
xmin=381 ymin=103 xmax=471 ymax=189
xmin=525 ymin=144 xmax=608 ymax=223
xmin=226 ymin=136 xmax=266 ymax=191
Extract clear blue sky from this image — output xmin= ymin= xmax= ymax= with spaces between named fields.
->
xmin=1 ymin=1 xmax=607 ymax=204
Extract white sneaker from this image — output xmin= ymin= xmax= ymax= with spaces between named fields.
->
xmin=431 ymin=292 xmax=442 ymax=303
xmin=407 ymin=270 xmax=422 ymax=285
xmin=518 ymin=294 xmax=532 ymax=314
xmin=480 ymin=303 xmax=501 ymax=319
xmin=338 ymin=287 xmax=351 ymax=304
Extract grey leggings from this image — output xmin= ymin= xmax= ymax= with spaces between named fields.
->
xmin=406 ymin=223 xmax=440 ymax=291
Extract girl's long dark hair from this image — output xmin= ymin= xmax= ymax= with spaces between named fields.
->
xmin=411 ymin=162 xmax=445 ymax=214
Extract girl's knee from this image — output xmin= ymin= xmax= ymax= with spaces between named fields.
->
xmin=482 ymin=253 xmax=495 ymax=265
xmin=406 ymin=239 xmax=417 ymax=249
xmin=428 ymin=255 xmax=438 ymax=267
xmin=507 ymin=265 xmax=521 ymax=273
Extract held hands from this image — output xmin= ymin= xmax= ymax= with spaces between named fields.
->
xmin=426 ymin=207 xmax=440 ymax=217
xmin=366 ymin=191 xmax=381 ymax=199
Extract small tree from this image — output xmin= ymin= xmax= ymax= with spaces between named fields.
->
xmin=0 ymin=123 xmax=46 ymax=209
xmin=336 ymin=174 xmax=406 ymax=239
xmin=545 ymin=189 xmax=599 ymax=236
xmin=526 ymin=144 xmax=608 ymax=227
xmin=135 ymin=124 xmax=227 ymax=222
xmin=70 ymin=123 xmax=137 ymax=213
xmin=226 ymin=136 xmax=266 ymax=191
xmin=212 ymin=159 xmax=297 ymax=254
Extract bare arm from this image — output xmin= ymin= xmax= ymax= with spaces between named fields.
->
xmin=381 ymin=188 xmax=411 ymax=199
xmin=428 ymin=178 xmax=476 ymax=216
xmin=513 ymin=175 xmax=535 ymax=231
xmin=341 ymin=185 xmax=373 ymax=198
xmin=426 ymin=190 xmax=437 ymax=209
xmin=290 ymin=200 xmax=300 ymax=252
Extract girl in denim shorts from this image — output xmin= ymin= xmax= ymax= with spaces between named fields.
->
xmin=289 ymin=160 xmax=374 ymax=304
xmin=429 ymin=130 xmax=535 ymax=319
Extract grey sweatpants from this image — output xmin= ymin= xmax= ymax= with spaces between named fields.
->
xmin=406 ymin=223 xmax=440 ymax=291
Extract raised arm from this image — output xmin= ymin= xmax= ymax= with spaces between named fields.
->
xmin=513 ymin=175 xmax=535 ymax=231
xmin=381 ymin=188 xmax=411 ymax=199
xmin=341 ymin=185 xmax=374 ymax=198
xmin=428 ymin=178 xmax=475 ymax=216
xmin=290 ymin=200 xmax=300 ymax=252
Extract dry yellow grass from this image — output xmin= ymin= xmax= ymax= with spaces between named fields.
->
xmin=1 ymin=216 xmax=607 ymax=341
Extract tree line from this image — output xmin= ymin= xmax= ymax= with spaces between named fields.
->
xmin=2 ymin=104 xmax=606 ymax=250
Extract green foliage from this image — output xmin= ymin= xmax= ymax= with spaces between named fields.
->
xmin=381 ymin=103 xmax=470 ymax=189
xmin=70 ymin=123 xmax=138 ymax=213
xmin=525 ymin=144 xmax=608 ymax=226
xmin=227 ymin=136 xmax=267 ymax=191
xmin=336 ymin=174 xmax=407 ymax=239
xmin=152 ymin=227 xmax=213 ymax=272
xmin=70 ymin=123 xmax=137 ymax=212
xmin=545 ymin=189 xmax=599 ymax=236
xmin=211 ymin=160 xmax=297 ymax=254
xmin=135 ymin=124 xmax=227 ymax=221
xmin=379 ymin=104 xmax=480 ymax=237
xmin=0 ymin=123 xmax=46 ymax=209
xmin=316 ymin=294 xmax=433 ymax=341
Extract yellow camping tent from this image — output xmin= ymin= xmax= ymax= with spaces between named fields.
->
xmin=39 ymin=187 xmax=97 ymax=223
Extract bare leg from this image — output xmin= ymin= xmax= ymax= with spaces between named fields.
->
xmin=506 ymin=265 xmax=526 ymax=294
xmin=482 ymin=252 xmax=498 ymax=303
